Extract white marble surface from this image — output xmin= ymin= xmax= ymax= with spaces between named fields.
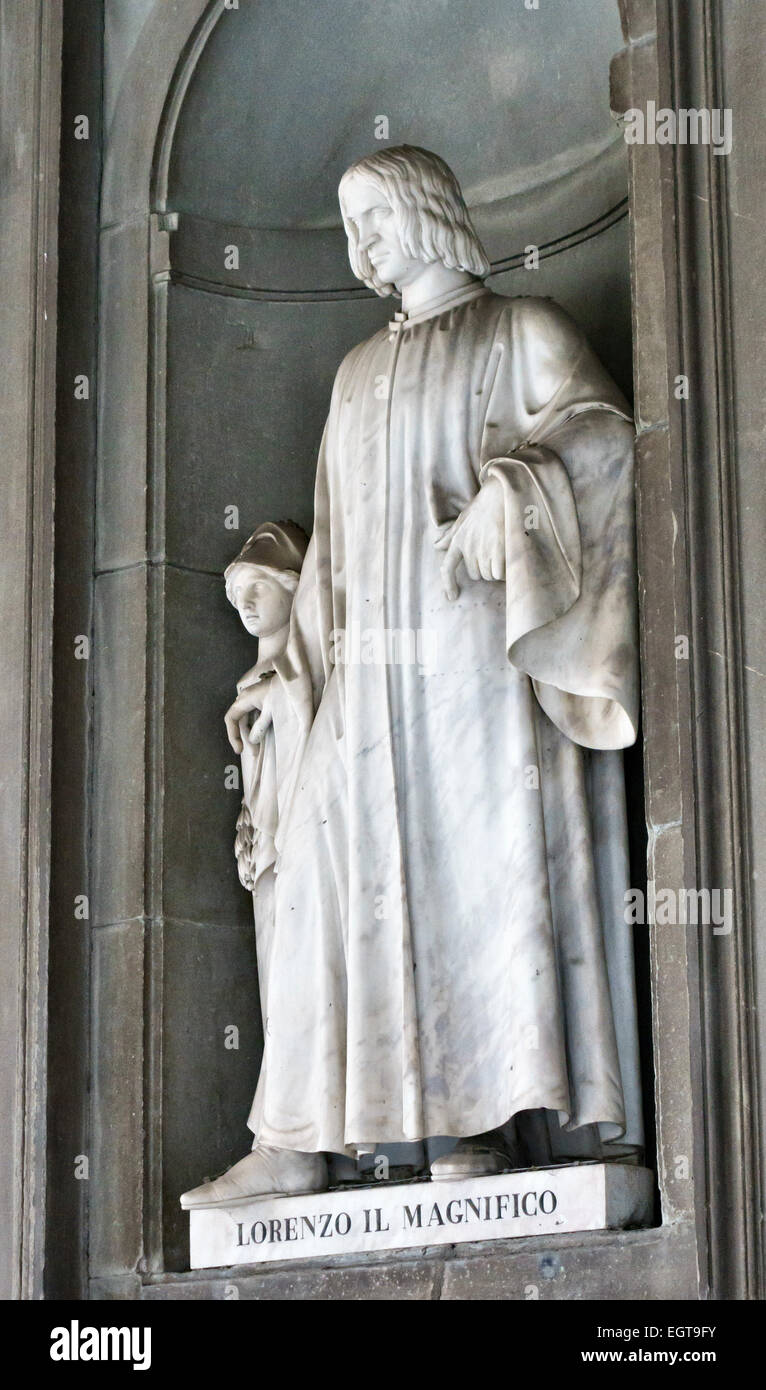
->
xmin=189 ymin=1164 xmax=653 ymax=1269
xmin=245 ymin=277 xmax=641 ymax=1157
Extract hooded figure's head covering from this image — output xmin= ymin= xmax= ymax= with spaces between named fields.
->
xmin=224 ymin=521 xmax=308 ymax=605
xmin=226 ymin=520 xmax=308 ymax=575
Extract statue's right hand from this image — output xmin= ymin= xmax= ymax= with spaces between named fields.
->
xmin=248 ymin=707 xmax=273 ymax=746
xmin=435 ymin=477 xmax=506 ymax=601
xmin=225 ymin=688 xmax=264 ymax=754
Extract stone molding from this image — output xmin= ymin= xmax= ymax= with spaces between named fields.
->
xmin=0 ymin=0 xmax=62 ymax=1301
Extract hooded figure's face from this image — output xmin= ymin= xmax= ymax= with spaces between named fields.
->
xmin=340 ymin=173 xmax=425 ymax=292
xmin=227 ymin=563 xmax=294 ymax=639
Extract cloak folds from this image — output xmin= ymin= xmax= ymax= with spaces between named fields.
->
xmin=247 ymin=286 xmax=642 ymax=1159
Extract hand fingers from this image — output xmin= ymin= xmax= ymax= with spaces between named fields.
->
xmin=226 ymin=722 xmax=243 ymax=755
xmin=479 ymin=550 xmax=505 ymax=582
xmin=440 ymin=543 xmax=462 ymax=601
xmin=234 ymin=690 xmax=261 ymax=714
xmin=249 ymin=712 xmax=272 ymax=745
xmin=225 ymin=705 xmax=246 ymax=752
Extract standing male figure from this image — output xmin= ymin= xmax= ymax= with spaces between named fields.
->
xmin=182 ymin=145 xmax=642 ymax=1210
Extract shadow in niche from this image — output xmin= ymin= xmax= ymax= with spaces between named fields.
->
xmin=624 ymin=716 xmax=660 ymax=1223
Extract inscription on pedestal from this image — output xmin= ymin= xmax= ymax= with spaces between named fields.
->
xmin=189 ymin=1163 xmax=653 ymax=1270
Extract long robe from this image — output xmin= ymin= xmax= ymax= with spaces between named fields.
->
xmin=234 ymin=663 xmax=279 ymax=1030
xmin=247 ymin=284 xmax=642 ymax=1158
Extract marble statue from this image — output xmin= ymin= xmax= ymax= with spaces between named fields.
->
xmin=182 ymin=145 xmax=642 ymax=1211
xmin=222 ymin=520 xmax=308 ymax=1048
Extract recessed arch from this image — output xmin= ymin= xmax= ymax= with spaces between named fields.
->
xmin=80 ymin=0 xmax=718 ymax=1299
xmin=102 ymin=0 xmax=219 ymax=226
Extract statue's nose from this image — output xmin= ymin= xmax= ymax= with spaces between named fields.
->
xmin=359 ymin=227 xmax=377 ymax=254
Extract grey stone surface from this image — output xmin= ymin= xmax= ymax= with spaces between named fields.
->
xmin=652 ymin=0 xmax=766 ymax=1295
xmin=104 ymin=0 xmax=158 ymax=128
xmin=90 ymin=1273 xmax=144 ymax=1300
xmin=101 ymin=0 xmax=210 ymax=225
xmin=169 ymin=0 xmax=623 ymax=230
xmin=161 ymin=565 xmax=261 ymax=926
xmin=92 ymin=566 xmax=147 ymax=927
xmin=615 ymin=16 xmax=699 ymax=1254
xmin=611 ymin=44 xmax=669 ymax=432
xmin=0 ymin=0 xmax=61 ymax=1301
xmin=139 ymin=1225 xmax=696 ymax=1301
xmin=164 ymin=288 xmax=390 ymax=572
xmin=440 ymin=1227 xmax=693 ymax=1300
xmin=161 ymin=916 xmax=262 ymax=1271
xmin=96 ymin=219 xmax=150 ymax=573
xmin=144 ymin=1254 xmax=443 ymax=1301
xmin=90 ymin=919 xmax=145 ymax=1277
xmin=647 ymin=821 xmax=695 ymax=1226
xmin=634 ymin=429 xmax=683 ymax=832
xmin=171 ymin=217 xmax=363 ymax=296
xmin=46 ymin=0 xmax=103 ymax=1301
xmin=719 ymin=1 xmax=766 ymax=1250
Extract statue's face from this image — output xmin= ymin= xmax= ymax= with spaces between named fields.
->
xmin=341 ymin=173 xmax=424 ymax=289
xmin=228 ymin=564 xmax=293 ymax=639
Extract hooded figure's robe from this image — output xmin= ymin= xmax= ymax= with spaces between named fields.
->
xmin=247 ymin=284 xmax=642 ymax=1159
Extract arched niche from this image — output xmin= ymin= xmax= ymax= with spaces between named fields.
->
xmin=152 ymin=0 xmax=640 ymax=1273
xmin=84 ymin=0 xmax=715 ymax=1299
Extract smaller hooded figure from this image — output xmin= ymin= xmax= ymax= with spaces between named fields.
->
xmin=223 ymin=521 xmax=308 ymax=1021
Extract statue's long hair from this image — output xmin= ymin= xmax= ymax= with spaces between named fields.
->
xmin=339 ymin=145 xmax=490 ymax=297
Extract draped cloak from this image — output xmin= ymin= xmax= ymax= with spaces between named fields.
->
xmin=234 ymin=663 xmax=279 ymax=1027
xmin=247 ymin=285 xmax=642 ymax=1159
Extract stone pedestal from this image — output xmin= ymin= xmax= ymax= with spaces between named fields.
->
xmin=189 ymin=1162 xmax=653 ymax=1271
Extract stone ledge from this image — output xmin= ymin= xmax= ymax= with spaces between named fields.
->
xmin=137 ymin=1220 xmax=702 ymax=1302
